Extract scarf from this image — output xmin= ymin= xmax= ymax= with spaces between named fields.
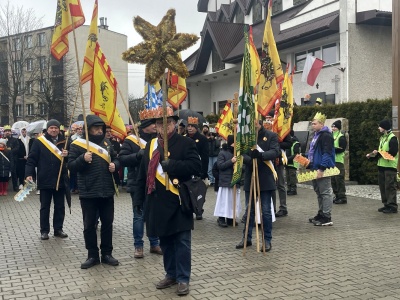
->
xmin=19 ymin=135 xmax=30 ymax=156
xmin=147 ymin=130 xmax=176 ymax=195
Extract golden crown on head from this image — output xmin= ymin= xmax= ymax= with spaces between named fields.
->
xmin=139 ymin=107 xmax=174 ymax=120
xmin=3 ymin=125 xmax=11 ymax=130
xmin=188 ymin=117 xmax=198 ymax=125
xmin=313 ymin=112 xmax=327 ymax=123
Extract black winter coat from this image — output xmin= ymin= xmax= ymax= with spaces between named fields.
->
xmin=208 ymin=137 xmax=221 ymax=157
xmin=135 ymin=132 xmax=201 ymax=237
xmin=0 ymin=150 xmax=12 ymax=178
xmin=243 ymin=128 xmax=280 ymax=192
xmin=217 ymin=145 xmax=234 ymax=187
xmin=25 ymin=133 xmax=67 ymax=190
xmin=67 ymin=115 xmax=120 ymax=199
xmin=6 ymin=136 xmax=19 ymax=161
xmin=119 ymin=131 xmax=155 ymax=194
xmin=187 ymin=131 xmax=209 ymax=179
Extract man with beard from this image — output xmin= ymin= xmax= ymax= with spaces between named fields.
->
xmin=186 ymin=117 xmax=209 ymax=220
xmin=68 ymin=115 xmax=120 ymax=269
xmin=25 ymin=119 xmax=69 ymax=240
xmin=4 ymin=125 xmax=19 ymax=191
xmin=119 ymin=113 xmax=162 ymax=259
xmin=134 ymin=107 xmax=201 ymax=296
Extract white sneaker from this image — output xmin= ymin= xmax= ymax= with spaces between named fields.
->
xmin=36 ymin=190 xmax=40 ymax=195
xmin=19 ymin=184 xmax=23 ymax=190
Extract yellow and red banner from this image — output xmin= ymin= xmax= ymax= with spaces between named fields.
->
xmin=51 ymin=0 xmax=85 ymax=60
xmin=257 ymin=0 xmax=283 ymax=116
xmin=215 ymin=103 xmax=234 ymax=140
xmin=81 ymin=0 xmax=98 ymax=84
xmin=167 ymin=62 xmax=187 ymax=109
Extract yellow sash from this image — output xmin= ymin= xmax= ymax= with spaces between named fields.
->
xmin=257 ymin=145 xmax=278 ymax=180
xmin=281 ymin=149 xmax=288 ymax=165
xmin=126 ymin=134 xmax=146 ymax=148
xmin=72 ymin=138 xmax=110 ymax=163
xmin=149 ymin=138 xmax=179 ymax=196
xmin=38 ymin=136 xmax=62 ymax=161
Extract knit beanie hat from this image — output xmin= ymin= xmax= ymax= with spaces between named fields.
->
xmin=332 ymin=120 xmax=342 ymax=130
xmin=46 ymin=119 xmax=60 ymax=129
xmin=379 ymin=119 xmax=391 ymax=131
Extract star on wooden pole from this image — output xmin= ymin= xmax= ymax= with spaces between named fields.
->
xmin=122 ymin=9 xmax=199 ymax=85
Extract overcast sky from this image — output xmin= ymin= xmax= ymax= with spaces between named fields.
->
xmin=13 ymin=0 xmax=206 ymax=97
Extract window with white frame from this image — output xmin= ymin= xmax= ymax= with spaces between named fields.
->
xmin=38 ymin=33 xmax=46 ymax=47
xmin=38 ymin=103 xmax=47 ymax=115
xmin=39 ymin=79 xmax=46 ymax=92
xmin=38 ymin=56 xmax=46 ymax=70
xmin=27 ymin=103 xmax=34 ymax=115
xmin=14 ymin=60 xmax=21 ymax=75
xmin=294 ymin=43 xmax=339 ymax=71
xmin=13 ymin=38 xmax=21 ymax=51
xmin=16 ymin=105 xmax=22 ymax=116
xmin=17 ymin=82 xmax=22 ymax=94
xmin=26 ymin=58 xmax=33 ymax=71
xmin=26 ymin=81 xmax=32 ymax=94
xmin=24 ymin=35 xmax=33 ymax=49
xmin=253 ymin=2 xmax=262 ymax=23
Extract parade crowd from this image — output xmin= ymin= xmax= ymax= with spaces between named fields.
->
xmin=1 ymin=110 xmax=397 ymax=297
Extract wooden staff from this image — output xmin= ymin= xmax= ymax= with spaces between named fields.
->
xmin=228 ymin=93 xmax=239 ymax=227
xmin=56 ymin=89 xmax=79 ymax=191
xmin=242 ymin=170 xmax=254 ymax=256
xmin=255 ymin=163 xmax=266 ymax=255
xmin=162 ymin=72 xmax=169 ymax=190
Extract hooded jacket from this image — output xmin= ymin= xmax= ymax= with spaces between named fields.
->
xmin=67 ymin=115 xmax=120 ymax=198
xmin=309 ymin=126 xmax=335 ymax=171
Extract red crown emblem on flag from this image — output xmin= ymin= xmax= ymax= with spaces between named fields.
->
xmin=139 ymin=107 xmax=174 ymax=120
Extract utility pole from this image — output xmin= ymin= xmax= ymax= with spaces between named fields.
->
xmin=393 ymin=0 xmax=400 ymax=169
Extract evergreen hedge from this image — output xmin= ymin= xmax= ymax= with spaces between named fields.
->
xmin=292 ymin=99 xmax=392 ymax=184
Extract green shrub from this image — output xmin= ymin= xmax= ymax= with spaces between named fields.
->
xmin=293 ymin=99 xmax=392 ymax=184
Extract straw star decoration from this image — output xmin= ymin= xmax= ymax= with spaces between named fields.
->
xmin=122 ymin=9 xmax=199 ymax=85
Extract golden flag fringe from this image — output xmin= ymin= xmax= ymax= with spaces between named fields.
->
xmin=258 ymin=0 xmax=283 ymax=117
xmin=51 ymin=0 xmax=85 ymax=60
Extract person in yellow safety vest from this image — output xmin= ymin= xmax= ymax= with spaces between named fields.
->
xmin=331 ymin=120 xmax=348 ymax=204
xmin=366 ymin=119 xmax=399 ymax=213
xmin=286 ymin=130 xmax=301 ymax=196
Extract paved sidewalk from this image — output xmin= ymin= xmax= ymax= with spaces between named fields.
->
xmin=1 ymin=186 xmax=400 ymax=300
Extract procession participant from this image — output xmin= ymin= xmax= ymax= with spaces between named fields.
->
xmin=331 ymin=120 xmax=348 ymax=204
xmin=308 ymin=112 xmax=335 ymax=226
xmin=286 ymin=130 xmax=301 ymax=196
xmin=68 ymin=115 xmax=120 ymax=269
xmin=186 ymin=116 xmax=209 ymax=220
xmin=25 ymin=119 xmax=69 ymax=240
xmin=4 ymin=125 xmax=19 ymax=192
xmin=17 ymin=128 xmax=32 ymax=189
xmin=134 ymin=107 xmax=201 ymax=296
xmin=366 ymin=119 xmax=398 ymax=213
xmin=119 ymin=111 xmax=162 ymax=259
xmin=236 ymin=120 xmax=280 ymax=251
xmin=0 ymin=138 xmax=11 ymax=195
xmin=178 ymin=120 xmax=186 ymax=135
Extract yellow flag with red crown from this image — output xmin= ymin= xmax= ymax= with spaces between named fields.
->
xmin=215 ymin=103 xmax=234 ymax=140
xmin=81 ymin=0 xmax=98 ymax=84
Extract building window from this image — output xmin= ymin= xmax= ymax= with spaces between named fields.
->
xmin=253 ymin=2 xmax=262 ymax=23
xmin=212 ymin=45 xmax=225 ymax=72
xmin=24 ymin=35 xmax=33 ymax=49
xmin=13 ymin=38 xmax=21 ymax=51
xmin=38 ymin=103 xmax=47 ymax=115
xmin=14 ymin=60 xmax=21 ymax=75
xmin=293 ymin=0 xmax=307 ymax=5
xmin=16 ymin=104 xmax=22 ymax=116
xmin=322 ymin=43 xmax=338 ymax=65
xmin=27 ymin=103 xmax=34 ymax=115
xmin=272 ymin=0 xmax=283 ymax=15
xmin=294 ymin=43 xmax=339 ymax=71
xmin=38 ymin=33 xmax=46 ymax=47
xmin=26 ymin=58 xmax=33 ymax=71
xmin=39 ymin=56 xmax=46 ymax=70
xmin=17 ymin=82 xmax=23 ymax=94
xmin=236 ymin=7 xmax=244 ymax=23
xmin=295 ymin=51 xmax=307 ymax=71
xmin=26 ymin=81 xmax=32 ymax=94
xmin=39 ymin=79 xmax=46 ymax=92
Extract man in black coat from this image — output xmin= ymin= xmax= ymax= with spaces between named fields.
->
xmin=186 ymin=117 xmax=209 ymax=220
xmin=119 ymin=117 xmax=162 ymax=259
xmin=17 ymin=128 xmax=33 ymax=189
xmin=68 ymin=115 xmax=120 ymax=269
xmin=134 ymin=108 xmax=201 ymax=296
xmin=4 ymin=126 xmax=19 ymax=191
xmin=236 ymin=120 xmax=280 ymax=252
xmin=25 ymin=119 xmax=69 ymax=241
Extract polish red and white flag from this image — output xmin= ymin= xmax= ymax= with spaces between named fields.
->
xmin=301 ymin=55 xmax=325 ymax=86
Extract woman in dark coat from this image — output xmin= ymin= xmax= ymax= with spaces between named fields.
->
xmin=0 ymin=138 xmax=12 ymax=195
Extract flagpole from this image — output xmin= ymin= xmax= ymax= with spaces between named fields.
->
xmin=228 ymin=93 xmax=239 ymax=227
xmin=56 ymin=88 xmax=80 ymax=191
xmin=117 ymin=86 xmax=143 ymax=149
xmin=243 ymin=172 xmax=254 ymax=256
xmin=162 ymin=71 xmax=169 ymax=190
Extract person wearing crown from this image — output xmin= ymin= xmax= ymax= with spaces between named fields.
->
xmin=119 ymin=110 xmax=162 ymax=259
xmin=3 ymin=125 xmax=19 ymax=192
xmin=186 ymin=116 xmax=209 ymax=220
xmin=134 ymin=107 xmax=201 ymax=296
xmin=308 ymin=112 xmax=335 ymax=226
xmin=366 ymin=119 xmax=398 ymax=213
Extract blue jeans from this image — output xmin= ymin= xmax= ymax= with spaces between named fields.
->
xmin=159 ymin=230 xmax=191 ymax=283
xmin=243 ymin=190 xmax=273 ymax=244
xmin=131 ymin=194 xmax=159 ymax=248
xmin=208 ymin=156 xmax=218 ymax=184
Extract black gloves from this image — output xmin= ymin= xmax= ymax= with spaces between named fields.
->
xmin=136 ymin=149 xmax=145 ymax=159
xmin=161 ymin=160 xmax=169 ymax=172
xmin=250 ymin=149 xmax=262 ymax=159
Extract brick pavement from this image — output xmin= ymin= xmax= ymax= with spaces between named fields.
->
xmin=1 ymin=186 xmax=400 ymax=300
